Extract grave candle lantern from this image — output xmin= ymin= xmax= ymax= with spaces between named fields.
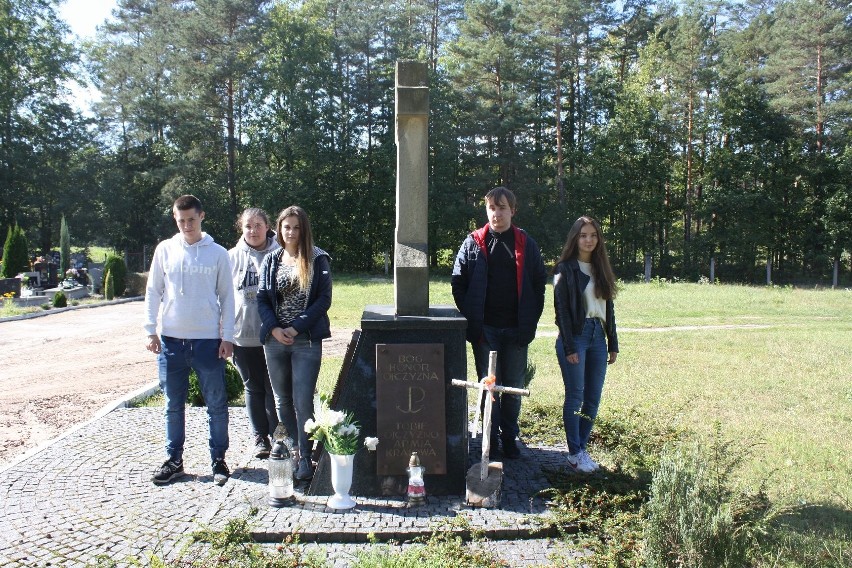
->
xmin=267 ymin=424 xmax=295 ymax=507
xmin=406 ymin=451 xmax=426 ymax=506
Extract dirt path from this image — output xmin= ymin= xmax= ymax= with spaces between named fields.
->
xmin=0 ymin=300 xmax=352 ymax=469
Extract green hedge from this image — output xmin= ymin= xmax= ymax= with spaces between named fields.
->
xmin=102 ymin=255 xmax=127 ymax=296
xmin=188 ymin=360 xmax=244 ymax=406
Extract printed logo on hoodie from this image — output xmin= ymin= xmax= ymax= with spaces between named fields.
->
xmin=163 ymin=262 xmax=217 ymax=276
xmin=239 ymin=265 xmax=260 ymax=301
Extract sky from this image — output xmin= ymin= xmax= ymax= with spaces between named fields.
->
xmin=58 ymin=0 xmax=117 ymax=40
xmin=58 ymin=0 xmax=118 ymax=112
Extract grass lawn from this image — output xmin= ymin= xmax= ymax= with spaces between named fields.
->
xmin=320 ymin=276 xmax=851 ymax=565
xmin=324 ymin=277 xmax=852 ymax=507
xmin=72 ymin=244 xmax=116 ymax=263
xmin=601 ymin=283 xmax=851 ymax=507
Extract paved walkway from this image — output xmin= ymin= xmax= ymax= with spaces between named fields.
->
xmin=0 ymin=406 xmax=580 ymax=567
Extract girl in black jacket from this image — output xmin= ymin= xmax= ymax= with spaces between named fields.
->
xmin=552 ymin=216 xmax=618 ymax=473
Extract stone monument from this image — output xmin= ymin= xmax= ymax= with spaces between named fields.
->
xmin=309 ymin=60 xmax=468 ymax=498
xmin=394 ymin=61 xmax=430 ymax=316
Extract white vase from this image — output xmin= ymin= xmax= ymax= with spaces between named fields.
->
xmin=327 ymin=453 xmax=356 ymax=509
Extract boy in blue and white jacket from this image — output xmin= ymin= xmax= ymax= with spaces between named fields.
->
xmin=451 ymin=187 xmax=546 ymax=460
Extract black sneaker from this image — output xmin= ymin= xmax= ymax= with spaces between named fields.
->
xmin=294 ymin=457 xmax=314 ymax=480
xmin=152 ymin=459 xmax=184 ymax=485
xmin=502 ymin=437 xmax=521 ymax=459
xmin=254 ymin=436 xmax=271 ymax=459
xmin=212 ymin=459 xmax=230 ymax=486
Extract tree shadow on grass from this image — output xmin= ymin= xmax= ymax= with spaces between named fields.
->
xmin=773 ymin=502 xmax=852 ymax=539
xmin=540 ymin=460 xmax=653 ymax=497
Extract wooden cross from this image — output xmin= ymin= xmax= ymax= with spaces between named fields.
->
xmin=451 ymin=351 xmax=530 ymax=480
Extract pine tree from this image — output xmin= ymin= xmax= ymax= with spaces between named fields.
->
xmin=447 ymin=0 xmax=526 ymax=187
xmin=1 ymin=224 xmax=29 ymax=278
xmin=0 ymin=0 xmax=78 ymax=248
xmin=763 ymin=0 xmax=850 ymax=155
xmin=762 ymin=0 xmax=852 ymax=277
xmin=643 ymin=0 xmax=722 ymax=275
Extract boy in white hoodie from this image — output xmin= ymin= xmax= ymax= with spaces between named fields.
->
xmin=144 ymin=195 xmax=235 ymax=486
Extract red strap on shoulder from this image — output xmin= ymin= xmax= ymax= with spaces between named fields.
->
xmin=513 ymin=226 xmax=526 ymax=299
xmin=472 ymin=224 xmax=489 ymax=256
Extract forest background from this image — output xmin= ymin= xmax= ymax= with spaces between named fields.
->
xmin=1 ymin=0 xmax=850 ymax=284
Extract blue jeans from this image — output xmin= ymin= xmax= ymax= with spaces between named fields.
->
xmin=556 ymin=318 xmax=608 ymax=455
xmin=263 ymin=337 xmax=323 ymax=457
xmin=158 ymin=337 xmax=229 ymax=463
xmin=232 ymin=345 xmax=278 ymax=440
xmin=473 ymin=325 xmax=528 ymax=442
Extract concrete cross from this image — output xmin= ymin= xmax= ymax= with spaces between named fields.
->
xmin=394 ymin=60 xmax=429 ymax=315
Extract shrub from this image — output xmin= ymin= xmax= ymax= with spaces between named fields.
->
xmin=104 ymin=269 xmax=114 ymax=300
xmin=592 ymin=406 xmax=685 ymax=473
xmin=124 ymin=272 xmax=147 ymax=296
xmin=52 ymin=290 xmax=67 ymax=308
xmin=102 ymin=255 xmax=127 ymax=296
xmin=188 ymin=360 xmax=243 ymax=406
xmin=1 ymin=224 xmax=29 ymax=278
xmin=643 ymin=433 xmax=773 ymax=567
xmin=137 ymin=513 xmax=328 ymax=567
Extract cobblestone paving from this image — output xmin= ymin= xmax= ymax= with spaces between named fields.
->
xmin=0 ymin=408 xmax=579 ymax=567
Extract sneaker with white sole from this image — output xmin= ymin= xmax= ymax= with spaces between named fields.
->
xmin=212 ymin=459 xmax=230 ymax=486
xmin=566 ymin=452 xmax=595 ymax=473
xmin=579 ymin=450 xmax=600 ymax=471
xmin=152 ymin=459 xmax=184 ymax=485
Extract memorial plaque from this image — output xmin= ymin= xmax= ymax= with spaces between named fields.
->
xmin=375 ymin=344 xmax=446 ymax=475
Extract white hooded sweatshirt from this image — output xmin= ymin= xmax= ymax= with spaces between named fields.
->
xmin=228 ymin=236 xmax=279 ymax=347
xmin=143 ymin=232 xmax=235 ymax=342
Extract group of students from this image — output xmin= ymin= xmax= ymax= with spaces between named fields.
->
xmin=143 ymin=188 xmax=619 ymax=486
xmin=143 ymin=196 xmax=330 ymax=485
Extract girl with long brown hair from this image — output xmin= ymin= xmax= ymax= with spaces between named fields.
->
xmin=552 ymin=216 xmax=619 ymax=473
xmin=257 ymin=206 xmax=332 ymax=481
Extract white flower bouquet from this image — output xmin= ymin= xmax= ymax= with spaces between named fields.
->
xmin=304 ymin=393 xmax=361 ymax=455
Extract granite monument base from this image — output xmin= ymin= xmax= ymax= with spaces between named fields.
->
xmin=308 ymin=305 xmax=467 ymax=497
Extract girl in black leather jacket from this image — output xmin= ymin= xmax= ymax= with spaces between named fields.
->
xmin=552 ymin=216 xmax=618 ymax=473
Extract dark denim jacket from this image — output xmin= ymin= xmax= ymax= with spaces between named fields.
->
xmin=257 ymin=247 xmax=332 ymax=344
